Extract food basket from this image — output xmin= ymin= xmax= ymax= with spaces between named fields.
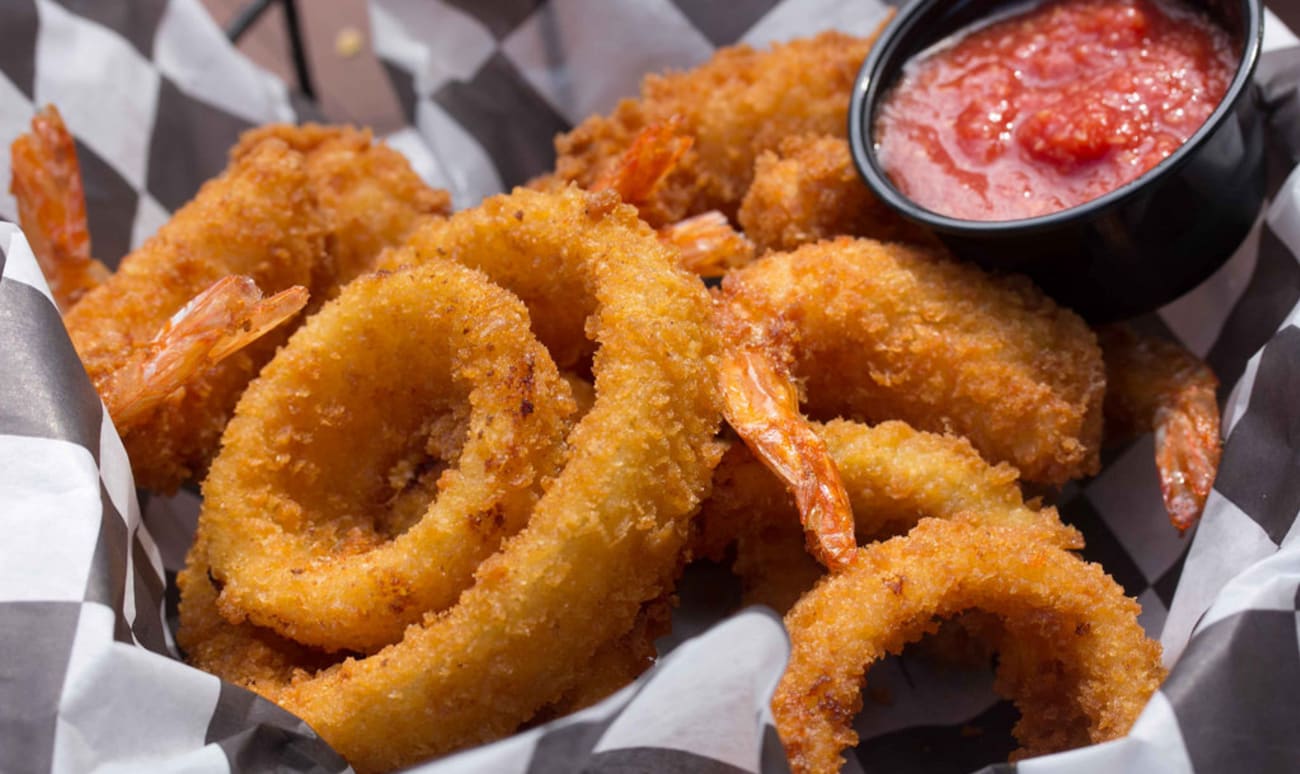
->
xmin=2 ymin=1 xmax=1299 ymax=771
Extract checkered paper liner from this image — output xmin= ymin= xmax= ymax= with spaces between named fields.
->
xmin=1 ymin=0 xmax=1300 ymax=771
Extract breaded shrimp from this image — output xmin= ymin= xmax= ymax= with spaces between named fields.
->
xmin=548 ymin=30 xmax=880 ymax=227
xmin=63 ymin=139 xmax=326 ymax=491
xmin=737 ymin=133 xmax=935 ymax=253
xmin=659 ymin=211 xmax=755 ymax=276
xmin=716 ymin=239 xmax=1105 ymax=563
xmin=694 ymin=420 xmax=1083 ymax=612
xmin=589 ymin=115 xmax=693 ymax=206
xmin=590 ymin=118 xmax=755 ymax=276
xmin=103 ymin=276 xmax=307 ymax=431
xmin=14 ymin=119 xmax=450 ymax=493
xmin=231 ymin=124 xmax=451 ymax=300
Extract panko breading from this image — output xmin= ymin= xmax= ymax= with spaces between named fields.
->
xmin=695 ymin=420 xmax=1082 ymax=612
xmin=548 ymin=31 xmax=878 ymax=226
xmin=231 ymin=123 xmax=451 ymax=299
xmin=772 ymin=519 xmax=1165 ymax=774
xmin=720 ymin=238 xmax=1105 ymax=487
xmin=63 ymin=139 xmax=325 ymax=491
xmin=531 ymin=595 xmax=674 ymax=723
xmin=178 ymin=536 xmax=338 ymax=694
xmin=737 ymin=133 xmax=936 ymax=253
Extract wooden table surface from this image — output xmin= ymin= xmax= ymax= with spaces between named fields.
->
xmin=200 ymin=0 xmax=405 ymax=133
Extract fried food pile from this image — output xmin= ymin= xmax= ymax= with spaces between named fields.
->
xmin=10 ymin=23 xmax=1226 ymax=774
xmin=183 ymin=193 xmax=723 ymax=771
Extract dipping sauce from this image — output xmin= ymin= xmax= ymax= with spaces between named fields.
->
xmin=874 ymin=0 xmax=1237 ymax=221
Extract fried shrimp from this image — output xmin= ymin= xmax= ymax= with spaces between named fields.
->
xmin=201 ymin=260 xmax=575 ymax=653
xmin=582 ymin=118 xmax=756 ymax=276
xmin=62 ymin=138 xmax=326 ymax=492
xmin=549 ymin=31 xmax=880 ymax=227
xmin=184 ymin=186 xmax=723 ymax=772
xmin=178 ymin=536 xmax=338 ymax=695
xmin=8 ymin=105 xmax=108 ymax=311
xmin=589 ymin=116 xmax=694 ymax=206
xmin=716 ymin=239 xmax=1104 ymax=561
xmin=11 ymin=117 xmax=450 ymax=493
xmin=1099 ymin=324 xmax=1222 ymax=532
xmin=10 ymin=112 xmax=310 ymax=451
xmin=230 ymin=124 xmax=452 ymax=299
xmin=772 ymin=518 xmax=1165 ymax=774
xmin=695 ymin=420 xmax=1083 ymax=612
xmin=736 ymin=133 xmax=934 ymax=253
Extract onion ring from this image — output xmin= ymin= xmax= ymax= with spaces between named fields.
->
xmin=201 ymin=259 xmax=575 ymax=653
xmin=272 ymin=187 xmax=720 ymax=771
xmin=695 ymin=419 xmax=1083 ymax=612
xmin=1099 ymin=324 xmax=1222 ymax=532
xmin=181 ymin=544 xmax=669 ymax=726
xmin=772 ymin=518 xmax=1164 ymax=774
xmin=178 ymin=536 xmax=337 ymax=694
xmin=184 ymin=186 xmax=722 ymax=772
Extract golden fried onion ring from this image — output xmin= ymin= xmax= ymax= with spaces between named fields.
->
xmin=772 ymin=518 xmax=1165 ymax=774
xmin=201 ymin=259 xmax=575 ymax=653
xmin=184 ymin=186 xmax=722 ymax=772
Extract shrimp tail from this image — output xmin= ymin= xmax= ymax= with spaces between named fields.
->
xmin=592 ymin=115 xmax=692 ymax=205
xmin=9 ymin=105 xmax=109 ymax=312
xmin=1100 ymin=325 xmax=1222 ymax=533
xmin=591 ymin=119 xmax=757 ymax=276
xmin=716 ymin=298 xmax=857 ymax=570
xmin=104 ymin=276 xmax=309 ymax=431
xmin=658 ymin=210 xmax=756 ymax=276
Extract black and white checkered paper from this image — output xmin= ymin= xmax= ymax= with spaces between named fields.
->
xmin=2 ymin=1 xmax=1300 ymax=772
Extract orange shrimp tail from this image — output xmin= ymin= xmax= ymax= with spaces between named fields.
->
xmin=1155 ymin=386 xmax=1222 ymax=533
xmin=1100 ymin=324 xmax=1223 ymax=533
xmin=716 ymin=298 xmax=856 ymax=570
xmin=9 ymin=105 xmax=108 ymax=312
xmin=592 ymin=116 xmax=692 ymax=205
xmin=105 ymin=276 xmax=309 ymax=431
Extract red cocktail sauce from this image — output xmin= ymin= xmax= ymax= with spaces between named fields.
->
xmin=874 ymin=0 xmax=1236 ymax=221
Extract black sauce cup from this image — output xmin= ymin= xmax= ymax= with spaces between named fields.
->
xmin=849 ymin=0 xmax=1265 ymax=323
